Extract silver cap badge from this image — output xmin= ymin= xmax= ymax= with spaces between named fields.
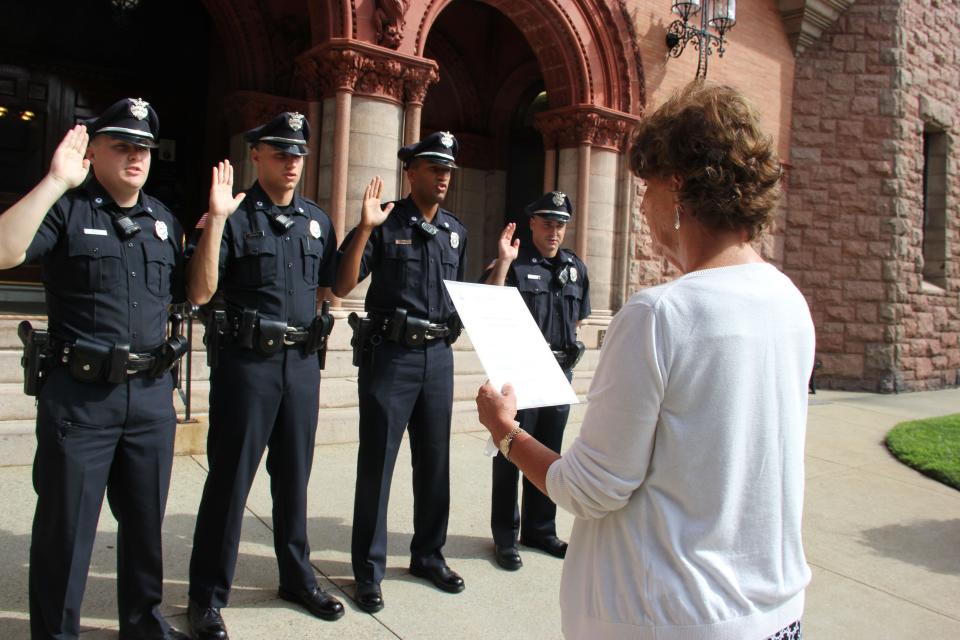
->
xmin=130 ymin=98 xmax=150 ymax=121
xmin=552 ymin=191 xmax=566 ymax=207
xmin=288 ymin=112 xmax=304 ymax=131
xmin=440 ymin=131 xmax=454 ymax=148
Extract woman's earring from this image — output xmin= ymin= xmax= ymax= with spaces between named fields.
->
xmin=674 ymin=206 xmax=681 ymax=231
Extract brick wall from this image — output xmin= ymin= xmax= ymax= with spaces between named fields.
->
xmin=626 ymin=0 xmax=797 ymax=292
xmin=784 ymin=0 xmax=960 ymax=391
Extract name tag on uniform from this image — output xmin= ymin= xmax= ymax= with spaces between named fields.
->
xmin=526 ymin=274 xmax=542 ymax=280
xmin=394 ymin=239 xmax=412 ymax=245
xmin=83 ymin=228 xmax=108 ymax=236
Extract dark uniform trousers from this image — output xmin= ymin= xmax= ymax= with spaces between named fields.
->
xmin=189 ymin=343 xmax=321 ymax=608
xmin=491 ymin=370 xmax=573 ymax=548
xmin=30 ymin=367 xmax=176 ymax=640
xmin=351 ymin=338 xmax=454 ymax=585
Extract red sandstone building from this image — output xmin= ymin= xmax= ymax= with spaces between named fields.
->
xmin=0 ymin=0 xmax=956 ymax=392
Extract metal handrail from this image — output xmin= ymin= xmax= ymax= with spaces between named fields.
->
xmin=174 ymin=303 xmax=199 ymax=422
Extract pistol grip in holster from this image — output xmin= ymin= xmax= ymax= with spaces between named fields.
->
xmin=445 ymin=312 xmax=464 ymax=346
xmin=347 ymin=312 xmax=374 ymax=368
xmin=150 ymin=335 xmax=189 ymax=378
xmin=18 ymin=321 xmax=49 ymax=397
xmin=565 ymin=340 xmax=586 ymax=372
xmin=310 ymin=300 xmax=335 ymax=369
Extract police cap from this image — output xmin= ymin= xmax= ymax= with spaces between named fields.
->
xmin=525 ymin=191 xmax=573 ymax=223
xmin=398 ymin=131 xmax=459 ymax=169
xmin=245 ymin=112 xmax=310 ymax=156
xmin=84 ymin=97 xmax=159 ymax=149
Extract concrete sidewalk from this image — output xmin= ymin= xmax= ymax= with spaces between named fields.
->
xmin=0 ymin=389 xmax=958 ymax=639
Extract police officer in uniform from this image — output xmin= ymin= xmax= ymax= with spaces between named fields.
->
xmin=333 ymin=131 xmax=467 ymax=613
xmin=482 ymin=191 xmax=590 ymax=571
xmin=0 ymin=99 xmax=189 ymax=639
xmin=185 ymin=112 xmax=343 ymax=639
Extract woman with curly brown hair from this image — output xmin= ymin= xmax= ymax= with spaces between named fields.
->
xmin=477 ymin=82 xmax=814 ymax=640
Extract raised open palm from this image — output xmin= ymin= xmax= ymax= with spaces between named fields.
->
xmin=49 ymin=125 xmax=90 ymax=189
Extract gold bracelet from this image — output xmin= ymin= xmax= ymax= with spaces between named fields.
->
xmin=499 ymin=425 xmax=524 ymax=462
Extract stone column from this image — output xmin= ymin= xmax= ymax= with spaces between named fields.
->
xmin=298 ymin=40 xmax=439 ymax=309
xmin=401 ymin=66 xmax=439 ymax=196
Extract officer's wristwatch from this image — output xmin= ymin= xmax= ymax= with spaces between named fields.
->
xmin=499 ymin=424 xmax=524 ymax=462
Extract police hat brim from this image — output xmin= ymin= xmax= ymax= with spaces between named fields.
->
xmin=529 ymin=210 xmax=571 ymax=223
xmin=96 ymin=131 xmax=159 ymax=149
xmin=406 ymin=155 xmax=458 ymax=169
xmin=257 ymin=140 xmax=310 ymax=156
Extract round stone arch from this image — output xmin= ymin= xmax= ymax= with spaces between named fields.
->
xmin=414 ymin=0 xmax=644 ymax=114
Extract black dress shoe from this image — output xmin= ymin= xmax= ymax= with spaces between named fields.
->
xmin=494 ymin=545 xmax=523 ymax=571
xmin=187 ymin=600 xmax=228 ymax=640
xmin=521 ymin=535 xmax=568 ymax=558
xmin=355 ymin=582 xmax=384 ymax=613
xmin=409 ymin=563 xmax=465 ymax=593
xmin=278 ymin=586 xmax=346 ymax=621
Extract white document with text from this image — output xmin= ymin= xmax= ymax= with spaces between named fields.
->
xmin=443 ymin=280 xmax=579 ymax=411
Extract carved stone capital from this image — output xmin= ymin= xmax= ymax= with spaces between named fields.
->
xmin=403 ymin=66 xmax=439 ymax=106
xmin=535 ymin=106 xmax=639 ymax=151
xmin=297 ymin=39 xmax=439 ymax=105
xmin=222 ymin=91 xmax=309 ymax=133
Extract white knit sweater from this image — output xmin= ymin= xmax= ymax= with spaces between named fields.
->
xmin=546 ymin=263 xmax=814 ymax=640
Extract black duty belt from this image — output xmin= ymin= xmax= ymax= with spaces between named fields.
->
xmin=52 ymin=339 xmax=161 ymax=376
xmin=368 ymin=312 xmax=451 ymax=344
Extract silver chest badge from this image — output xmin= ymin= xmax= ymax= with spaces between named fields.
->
xmin=130 ymin=98 xmax=150 ymax=121
xmin=552 ymin=191 xmax=566 ymax=207
xmin=154 ymin=220 xmax=168 ymax=241
xmin=309 ymin=219 xmax=322 ymax=239
xmin=288 ymin=112 xmax=305 ymax=131
xmin=440 ymin=131 xmax=454 ymax=148
xmin=569 ymin=266 xmax=578 ymax=282
xmin=449 ymin=231 xmax=460 ymax=249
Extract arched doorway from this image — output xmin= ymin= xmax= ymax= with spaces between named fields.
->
xmin=415 ymin=0 xmax=644 ymax=312
xmin=420 ymin=0 xmax=546 ymax=278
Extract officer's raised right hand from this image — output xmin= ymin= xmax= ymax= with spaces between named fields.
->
xmin=48 ymin=124 xmax=91 ymax=190
xmin=497 ymin=222 xmax=520 ymax=263
xmin=208 ymin=159 xmax=246 ymax=220
xmin=360 ymin=175 xmax=395 ymax=229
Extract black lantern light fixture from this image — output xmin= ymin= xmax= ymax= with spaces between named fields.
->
xmin=665 ymin=0 xmax=737 ymax=79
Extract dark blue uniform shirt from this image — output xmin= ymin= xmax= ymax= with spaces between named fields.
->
xmin=342 ymin=197 xmax=467 ymax=322
xmin=484 ymin=245 xmax=591 ymax=350
xmin=24 ymin=179 xmax=185 ymax=352
xmin=189 ymin=182 xmax=338 ymax=328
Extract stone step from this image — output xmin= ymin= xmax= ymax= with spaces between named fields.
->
xmin=0 ymin=399 xmax=589 ymax=467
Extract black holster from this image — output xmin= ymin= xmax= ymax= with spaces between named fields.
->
xmin=17 ymin=321 xmax=49 ymax=396
xmin=446 ymin=312 xmax=463 ymax=346
xmin=148 ymin=335 xmax=189 ymax=378
xmin=205 ymin=309 xmax=227 ymax=368
xmin=348 ymin=312 xmax=374 ymax=367
xmin=563 ymin=340 xmax=586 ymax=372
xmin=306 ymin=301 xmax=335 ymax=369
